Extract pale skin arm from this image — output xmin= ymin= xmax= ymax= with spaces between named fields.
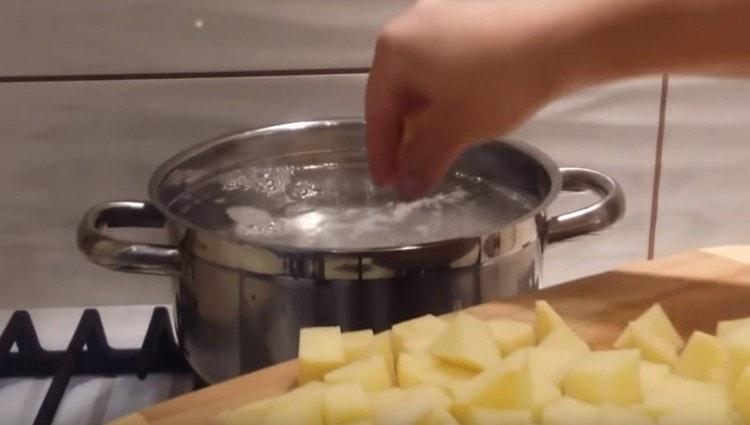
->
xmin=366 ymin=0 xmax=750 ymax=199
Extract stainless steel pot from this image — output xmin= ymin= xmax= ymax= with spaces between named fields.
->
xmin=77 ymin=119 xmax=625 ymax=383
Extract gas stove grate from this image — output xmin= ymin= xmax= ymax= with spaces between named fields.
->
xmin=0 ymin=307 xmax=193 ymax=425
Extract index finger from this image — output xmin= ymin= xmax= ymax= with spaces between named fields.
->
xmin=365 ymin=41 xmax=403 ymax=187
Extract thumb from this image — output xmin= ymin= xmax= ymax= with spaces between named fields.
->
xmin=395 ymin=107 xmax=470 ymax=200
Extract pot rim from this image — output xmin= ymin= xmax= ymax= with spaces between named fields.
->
xmin=147 ymin=117 xmax=563 ymax=255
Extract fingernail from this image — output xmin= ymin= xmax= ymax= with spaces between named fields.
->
xmin=396 ymin=175 xmax=428 ymax=200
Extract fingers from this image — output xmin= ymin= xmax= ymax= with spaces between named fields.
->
xmin=365 ymin=37 xmax=403 ymax=187
xmin=395 ymin=106 xmax=468 ymax=200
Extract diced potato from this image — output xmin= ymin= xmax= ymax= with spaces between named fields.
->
xmin=397 ymin=352 xmax=474 ymax=391
xmin=597 ymin=405 xmax=655 ymax=425
xmin=717 ymin=317 xmax=750 ymax=340
xmin=733 ymin=365 xmax=750 ymax=424
xmin=428 ymin=407 xmax=461 ymax=425
xmin=628 ymin=321 xmax=679 ymax=365
xmin=343 ymin=330 xmax=375 ymax=362
xmin=324 ymin=356 xmax=393 ymax=391
xmin=562 ymin=349 xmax=641 ymax=406
xmin=487 ymin=319 xmax=536 ymax=355
xmin=639 ymin=361 xmax=671 ymax=395
xmin=657 ymin=407 xmax=736 ymax=425
xmin=673 ymin=331 xmax=728 ymax=383
xmin=725 ymin=327 xmax=750 ymax=383
xmin=429 ymin=312 xmax=502 ymax=371
xmin=260 ymin=382 xmax=324 ymax=425
xmin=541 ymin=397 xmax=597 ymax=425
xmin=374 ymin=331 xmax=397 ymax=381
xmin=392 ymin=315 xmax=448 ymax=353
xmin=214 ymin=398 xmax=274 ymax=425
xmin=323 ymin=383 xmax=373 ymax=425
xmin=452 ymin=361 xmax=532 ymax=410
xmin=298 ymin=327 xmax=345 ymax=384
xmin=404 ymin=385 xmax=453 ymax=410
xmin=370 ymin=388 xmax=435 ymax=425
xmin=526 ymin=348 xmax=583 ymax=388
xmin=535 ymin=301 xmax=569 ymax=340
xmin=614 ymin=304 xmax=684 ymax=351
xmin=538 ymin=327 xmax=590 ymax=354
xmin=458 ymin=407 xmax=534 ymax=425
xmin=640 ymin=375 xmax=732 ymax=420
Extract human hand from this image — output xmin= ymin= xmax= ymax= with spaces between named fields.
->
xmin=366 ymin=0 xmax=572 ymax=199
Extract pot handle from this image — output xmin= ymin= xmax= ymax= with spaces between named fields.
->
xmin=547 ymin=167 xmax=626 ymax=244
xmin=77 ymin=201 xmax=182 ymax=276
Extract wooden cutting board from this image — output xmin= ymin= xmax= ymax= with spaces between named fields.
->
xmin=110 ymin=245 xmax=750 ymax=425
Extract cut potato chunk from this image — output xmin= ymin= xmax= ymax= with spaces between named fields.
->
xmin=527 ymin=348 xmax=582 ymax=388
xmin=259 ymin=382 xmax=324 ymax=425
xmin=673 ymin=331 xmax=728 ymax=383
xmin=725 ymin=326 xmax=750 ymax=383
xmin=639 ymin=361 xmax=670 ymax=395
xmin=458 ymin=408 xmax=534 ymax=425
xmin=640 ymin=375 xmax=732 ymax=420
xmin=298 ymin=327 xmax=345 ymax=384
xmin=397 ymin=352 xmax=474 ymax=391
xmin=597 ymin=405 xmax=655 ymax=425
xmin=614 ymin=304 xmax=684 ymax=351
xmin=541 ymin=397 xmax=597 ymax=425
xmin=343 ymin=330 xmax=375 ymax=362
xmin=324 ymin=356 xmax=393 ymax=391
xmin=628 ymin=320 xmax=679 ymax=365
xmin=323 ymin=383 xmax=372 ymax=425
xmin=373 ymin=331 xmax=396 ymax=381
xmin=429 ymin=312 xmax=502 ymax=371
xmin=562 ymin=349 xmax=641 ymax=406
xmin=487 ymin=319 xmax=536 ymax=355
xmin=452 ymin=361 xmax=532 ymax=410
xmin=538 ymin=327 xmax=590 ymax=354
xmin=371 ymin=386 xmax=447 ymax=425
xmin=392 ymin=315 xmax=448 ymax=353
xmin=535 ymin=301 xmax=569 ymax=340
xmin=717 ymin=317 xmax=750 ymax=341
xmin=733 ymin=365 xmax=750 ymax=424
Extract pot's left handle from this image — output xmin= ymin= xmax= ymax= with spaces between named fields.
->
xmin=77 ymin=201 xmax=182 ymax=276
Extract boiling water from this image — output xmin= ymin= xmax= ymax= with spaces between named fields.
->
xmin=169 ymin=161 xmax=537 ymax=249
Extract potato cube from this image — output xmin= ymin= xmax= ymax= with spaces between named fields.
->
xmin=487 ymin=319 xmax=535 ymax=355
xmin=733 ymin=365 xmax=750 ymax=424
xmin=371 ymin=388 xmax=435 ymax=425
xmin=459 ymin=408 xmax=534 ymax=425
xmin=640 ymin=375 xmax=732 ymax=420
xmin=428 ymin=407 xmax=460 ymax=425
xmin=614 ymin=304 xmax=684 ymax=350
xmin=638 ymin=361 xmax=670 ymax=395
xmin=596 ymin=405 xmax=654 ymax=425
xmin=717 ymin=317 xmax=750 ymax=340
xmin=324 ymin=356 xmax=393 ymax=391
xmin=725 ymin=326 xmax=750 ymax=383
xmin=562 ymin=349 xmax=641 ymax=406
xmin=429 ymin=312 xmax=502 ymax=371
xmin=323 ymin=383 xmax=372 ymax=425
xmin=541 ymin=397 xmax=597 ymax=425
xmin=392 ymin=315 xmax=448 ymax=353
xmin=397 ymin=352 xmax=474 ymax=391
xmin=343 ymin=330 xmax=375 ymax=362
xmin=538 ymin=327 xmax=590 ymax=354
xmin=628 ymin=321 xmax=678 ymax=365
xmin=452 ymin=361 xmax=532 ymax=410
xmin=535 ymin=301 xmax=569 ymax=340
xmin=298 ymin=327 xmax=345 ymax=384
xmin=404 ymin=385 xmax=453 ymax=410
xmin=260 ymin=382 xmax=324 ymax=425
xmin=373 ymin=331 xmax=396 ymax=382
xmin=673 ymin=331 xmax=728 ymax=382
xmin=526 ymin=348 xmax=583 ymax=388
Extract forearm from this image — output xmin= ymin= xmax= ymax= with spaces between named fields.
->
xmin=552 ymin=0 xmax=750 ymax=90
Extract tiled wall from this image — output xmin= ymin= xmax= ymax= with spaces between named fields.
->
xmin=1 ymin=2 xmax=747 ymax=308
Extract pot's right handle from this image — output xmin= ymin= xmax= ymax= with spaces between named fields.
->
xmin=547 ymin=167 xmax=626 ymax=244
xmin=77 ymin=201 xmax=182 ymax=275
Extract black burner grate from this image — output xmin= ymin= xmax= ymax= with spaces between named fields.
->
xmin=0 ymin=307 xmax=193 ymax=425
